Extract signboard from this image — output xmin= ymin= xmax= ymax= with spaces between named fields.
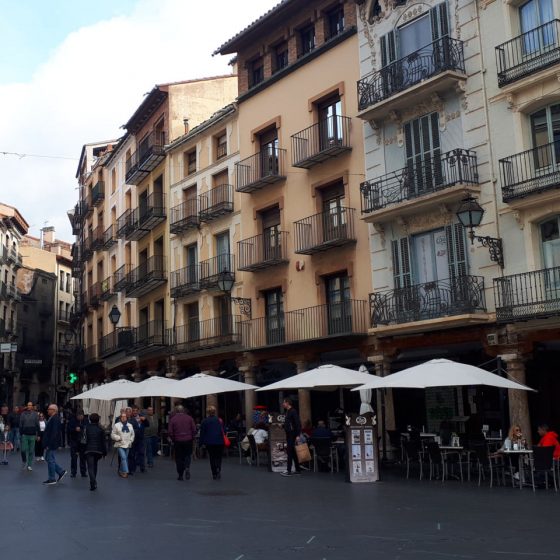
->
xmin=345 ymin=412 xmax=379 ymax=483
xmin=11 ymin=343 xmax=17 ymax=352
xmin=267 ymin=412 xmax=288 ymax=473
xmin=24 ymin=359 xmax=42 ymax=365
xmin=0 ymin=343 xmax=11 ymax=353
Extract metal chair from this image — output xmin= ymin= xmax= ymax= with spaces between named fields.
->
xmin=426 ymin=442 xmax=463 ymax=482
xmin=247 ymin=434 xmax=268 ymax=467
xmin=402 ymin=440 xmax=423 ymax=480
xmin=310 ymin=437 xmax=339 ymax=473
xmin=530 ymin=446 xmax=558 ymax=492
xmin=386 ymin=430 xmax=404 ymax=463
xmin=470 ymin=443 xmax=505 ymax=487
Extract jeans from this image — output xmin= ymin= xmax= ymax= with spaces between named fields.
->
xmin=129 ymin=440 xmax=145 ymax=472
xmin=117 ymin=447 xmax=129 ymax=473
xmin=8 ymin=428 xmax=20 ymax=450
xmin=45 ymin=448 xmax=64 ymax=481
xmin=286 ymin=434 xmax=301 ymax=474
xmin=174 ymin=440 xmax=193 ymax=476
xmin=145 ymin=436 xmax=157 ymax=466
xmin=21 ymin=435 xmax=36 ymax=467
xmin=206 ymin=444 xmax=224 ymax=476
xmin=85 ymin=453 xmax=100 ymax=488
xmin=70 ymin=443 xmax=87 ymax=476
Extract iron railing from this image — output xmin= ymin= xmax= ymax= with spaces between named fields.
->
xmin=170 ymin=264 xmax=202 ymax=298
xmin=91 ymin=180 xmax=105 ymax=207
xmin=216 ymin=142 xmax=227 ymax=160
xmin=494 ymin=266 xmax=560 ymax=322
xmin=133 ymin=320 xmax=168 ymax=350
xmin=170 ymin=199 xmax=199 ymax=234
xmin=116 ymin=209 xmax=135 ymax=238
xmin=57 ymin=310 xmax=71 ymax=323
xmin=89 ymin=283 xmax=102 ymax=308
xmin=172 ymin=315 xmax=242 ymax=353
xmin=99 ymin=327 xmax=135 ymax=357
xmin=125 ymin=193 xmax=167 ymax=241
xmin=91 ymin=225 xmax=104 ymax=251
xmin=113 ymin=264 xmax=132 ymax=292
xmin=292 ymin=115 xmax=352 ymax=168
xmin=357 ymin=36 xmax=465 ymax=111
xmin=360 ymin=149 xmax=479 ymax=213
xmin=241 ymin=300 xmax=368 ymax=349
xmin=125 ymin=256 xmax=166 ymax=298
xmin=238 ymin=231 xmax=289 ymax=271
xmin=82 ymin=236 xmax=93 ymax=259
xmin=103 ymin=224 xmax=117 ymax=250
xmin=199 ymin=184 xmax=234 ymax=222
xmin=200 ymin=254 xmax=235 ymax=289
xmin=125 ymin=131 xmax=166 ymax=184
xmin=100 ymin=276 xmax=114 ymax=301
xmin=369 ymin=275 xmax=486 ymax=327
xmin=294 ymin=207 xmax=356 ymax=254
xmin=500 ymin=140 xmax=560 ymax=202
xmin=496 ymin=20 xmax=560 ymax=87
xmin=236 ymin=147 xmax=286 ymax=193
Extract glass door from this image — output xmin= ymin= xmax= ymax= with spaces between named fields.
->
xmin=265 ymin=289 xmax=285 ymax=345
xmin=541 ymin=217 xmax=560 ymax=298
xmin=319 ymin=96 xmax=343 ymax=150
xmin=259 ymin=128 xmax=279 ymax=178
xmin=326 ymin=274 xmax=352 ymax=335
xmin=186 ymin=244 xmax=198 ymax=287
xmin=520 ymin=0 xmax=554 ymax=54
xmin=322 ymin=194 xmax=347 ymax=244
xmin=215 ymin=232 xmax=231 ymax=274
xmin=530 ymin=104 xmax=560 ymax=172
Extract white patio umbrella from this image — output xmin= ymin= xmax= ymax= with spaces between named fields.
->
xmin=132 ymin=376 xmax=178 ymax=398
xmin=71 ymin=379 xmax=139 ymax=401
xmin=358 ymin=365 xmax=374 ymax=414
xmin=256 ymin=364 xmax=376 ymax=391
xmin=352 ymin=359 xmax=535 ymax=392
xmin=164 ymin=373 xmax=258 ymax=399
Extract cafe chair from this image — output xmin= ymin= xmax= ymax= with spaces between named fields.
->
xmin=470 ymin=443 xmax=505 ymax=487
xmin=530 ymin=446 xmax=557 ymax=492
xmin=402 ymin=440 xmax=424 ymax=480
xmin=426 ymin=442 xmax=463 ymax=482
xmin=387 ymin=430 xmax=404 ymax=463
xmin=247 ymin=434 xmax=268 ymax=467
xmin=310 ymin=437 xmax=339 ymax=473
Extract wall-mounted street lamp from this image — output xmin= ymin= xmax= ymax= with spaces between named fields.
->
xmin=456 ymin=196 xmax=504 ymax=268
xmin=217 ymin=269 xmax=252 ymax=319
xmin=108 ymin=304 xmax=121 ymax=327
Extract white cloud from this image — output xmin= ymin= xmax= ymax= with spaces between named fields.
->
xmin=0 ymin=0 xmax=278 ymax=239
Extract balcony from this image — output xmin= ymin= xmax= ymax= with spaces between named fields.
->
xmin=170 ymin=264 xmax=201 ymax=298
xmin=369 ymin=276 xmax=486 ymax=332
xmin=113 ymin=264 xmax=132 ymax=292
xmin=172 ymin=315 xmax=242 ymax=353
xmin=238 ymin=231 xmax=289 ymax=272
xmin=357 ymin=37 xmax=466 ymax=121
xmin=89 ymin=283 xmax=102 ymax=308
xmin=294 ymin=207 xmax=356 ymax=255
xmin=82 ymin=236 xmax=93 ymax=259
xmin=496 ymin=20 xmax=560 ymax=88
xmin=100 ymin=276 xmax=114 ymax=301
xmin=291 ymin=116 xmax=352 ymax=169
xmin=125 ymin=256 xmax=166 ymax=298
xmin=235 ymin=147 xmax=286 ymax=193
xmin=116 ymin=209 xmax=135 ymax=239
xmin=103 ymin=224 xmax=117 ymax=250
xmin=7 ymin=246 xmax=22 ymax=267
xmin=500 ymin=141 xmax=560 ymax=204
xmin=360 ymin=149 xmax=479 ymax=223
xmin=0 ymin=245 xmax=7 ymax=264
xmin=241 ymin=300 xmax=368 ymax=350
xmin=494 ymin=266 xmax=560 ymax=323
xmin=125 ymin=131 xmax=166 ymax=185
xmin=91 ymin=180 xmax=105 ymax=207
xmin=199 ymin=184 xmax=234 ymax=222
xmin=57 ymin=310 xmax=71 ymax=324
xmin=133 ymin=320 xmax=168 ymax=352
xmin=91 ymin=225 xmax=104 ymax=251
xmin=6 ymin=284 xmax=20 ymax=301
xmin=124 ymin=193 xmax=167 ymax=241
xmin=201 ymin=254 xmax=235 ymax=289
xmin=170 ymin=199 xmax=199 ymax=234
xmin=99 ymin=327 xmax=135 ymax=357
xmin=56 ymin=343 xmax=74 ymax=357
xmin=83 ymin=345 xmax=99 ymax=366
xmin=0 ymin=282 xmax=7 ymax=301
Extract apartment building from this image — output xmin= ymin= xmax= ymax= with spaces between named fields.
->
xmin=0 ymin=203 xmax=27 ymax=406
xmin=216 ymin=0 xmax=369 ymax=423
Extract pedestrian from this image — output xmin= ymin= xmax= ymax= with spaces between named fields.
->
xmin=67 ymin=410 xmax=88 ymax=478
xmin=42 ymin=404 xmax=67 ymax=485
xmin=199 ymin=405 xmax=225 ymax=480
xmin=144 ymin=406 xmax=159 ymax=468
xmin=168 ymin=405 xmax=196 ymax=480
xmin=35 ymin=412 xmax=46 ymax=462
xmin=111 ymin=412 xmax=134 ymax=478
xmin=128 ymin=406 xmax=148 ymax=474
xmin=7 ymin=406 xmax=21 ymax=452
xmin=84 ymin=413 xmax=107 ymax=491
xmin=19 ymin=401 xmax=40 ymax=472
xmin=281 ymin=397 xmax=302 ymax=477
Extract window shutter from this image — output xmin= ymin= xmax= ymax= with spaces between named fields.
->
xmin=392 ymin=237 xmax=412 ymax=288
xmin=431 ymin=2 xmax=449 ymax=41
xmin=380 ymin=31 xmax=397 ymax=68
xmin=446 ymin=223 xmax=467 ymax=278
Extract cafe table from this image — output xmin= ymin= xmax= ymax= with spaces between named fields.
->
xmin=502 ymin=449 xmax=533 ymax=489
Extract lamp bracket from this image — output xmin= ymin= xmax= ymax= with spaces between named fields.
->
xmin=230 ymin=297 xmax=252 ymax=318
xmin=474 ymin=235 xmax=504 ymax=268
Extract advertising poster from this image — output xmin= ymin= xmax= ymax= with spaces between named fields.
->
xmin=267 ymin=412 xmax=287 ymax=473
xmin=345 ymin=412 xmax=379 ymax=483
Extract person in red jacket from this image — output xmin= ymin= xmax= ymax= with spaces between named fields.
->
xmin=537 ymin=424 xmax=560 ymax=459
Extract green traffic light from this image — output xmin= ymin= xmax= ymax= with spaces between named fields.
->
xmin=69 ymin=373 xmax=78 ymax=384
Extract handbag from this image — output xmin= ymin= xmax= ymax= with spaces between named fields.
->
xmin=295 ymin=441 xmax=312 ymax=463
xmin=223 ymin=433 xmax=231 ymax=448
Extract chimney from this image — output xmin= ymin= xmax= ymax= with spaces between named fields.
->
xmin=42 ymin=226 xmax=55 ymax=245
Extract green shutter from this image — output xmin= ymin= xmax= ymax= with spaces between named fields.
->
xmin=392 ymin=237 xmax=412 ymax=288
xmin=431 ymin=2 xmax=449 ymax=41
xmin=446 ymin=223 xmax=467 ymax=278
xmin=380 ymin=30 xmax=397 ymax=68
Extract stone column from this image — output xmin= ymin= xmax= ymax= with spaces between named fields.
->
xmin=295 ymin=361 xmax=311 ymax=427
xmin=500 ymin=353 xmax=532 ymax=446
xmin=201 ymin=370 xmax=218 ymax=411
xmin=239 ymin=365 xmax=256 ymax=429
xmin=369 ymin=354 xmax=395 ymax=430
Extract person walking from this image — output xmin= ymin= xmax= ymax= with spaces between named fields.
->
xmin=128 ymin=407 xmax=148 ymax=474
xmin=7 ymin=406 xmax=20 ymax=452
xmin=67 ymin=410 xmax=88 ymax=478
xmin=111 ymin=412 xmax=134 ymax=478
xmin=199 ymin=405 xmax=225 ymax=480
xmin=168 ymin=405 xmax=196 ymax=481
xmin=42 ymin=404 xmax=67 ymax=485
xmin=281 ymin=397 xmax=302 ymax=477
xmin=35 ymin=412 xmax=46 ymax=462
xmin=84 ymin=413 xmax=107 ymax=491
xmin=144 ymin=406 xmax=159 ymax=468
xmin=19 ymin=402 xmax=40 ymax=472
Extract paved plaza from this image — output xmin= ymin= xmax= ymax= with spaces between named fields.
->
xmin=1 ymin=449 xmax=558 ymax=559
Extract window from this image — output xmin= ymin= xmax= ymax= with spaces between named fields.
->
xmin=520 ymin=0 xmax=554 ymax=53
xmin=318 ymin=95 xmax=343 ymax=149
xmin=530 ymin=104 xmax=560 ymax=170
xmin=540 ymin=217 xmax=560 ymax=272
xmin=111 ymin=168 xmax=116 ymax=194
xmin=59 ymin=271 xmax=64 ymax=290
xmin=186 ymin=302 xmax=199 ymax=341
xmin=261 ymin=207 xmax=282 ymax=261
xmin=325 ymin=273 xmax=352 ymax=334
xmin=184 ymin=150 xmax=196 ymax=176
xmin=215 ymin=231 xmax=231 ymax=273
xmin=185 ymin=243 xmax=198 ymax=286
xmin=321 ymin=182 xmax=347 ymax=242
xmin=299 ymin=25 xmax=316 ymax=57
xmin=216 ymin=133 xmax=227 ymax=160
xmin=250 ymin=57 xmax=264 ymax=87
xmin=274 ymin=42 xmax=289 ymax=72
xmin=259 ymin=128 xmax=280 ymax=178
xmin=264 ymin=288 xmax=284 ymax=345
xmin=326 ymin=6 xmax=345 ymax=39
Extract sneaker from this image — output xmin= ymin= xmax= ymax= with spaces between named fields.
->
xmin=280 ymin=471 xmax=293 ymax=477
xmin=43 ymin=479 xmax=57 ymax=485
xmin=184 ymin=470 xmax=191 ymax=480
xmin=57 ymin=470 xmax=67 ymax=482
xmin=27 ymin=466 xmax=32 ymax=471
xmin=246 ymin=457 xmax=252 ymax=465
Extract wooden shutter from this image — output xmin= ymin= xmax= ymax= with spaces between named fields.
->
xmin=446 ymin=223 xmax=467 ymax=278
xmin=392 ymin=237 xmax=412 ymax=288
xmin=431 ymin=2 xmax=449 ymax=41
xmin=380 ymin=31 xmax=397 ymax=68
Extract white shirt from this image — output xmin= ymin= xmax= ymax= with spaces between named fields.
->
xmin=253 ymin=429 xmax=268 ymax=445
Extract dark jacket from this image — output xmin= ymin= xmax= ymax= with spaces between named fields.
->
xmin=199 ymin=416 xmax=224 ymax=446
xmin=43 ymin=414 xmax=62 ymax=450
xmin=130 ymin=417 xmax=149 ymax=444
xmin=283 ymin=408 xmax=301 ymax=436
xmin=84 ymin=424 xmax=107 ymax=456
xmin=168 ymin=412 xmax=196 ymax=442
xmin=19 ymin=410 xmax=40 ymax=436
xmin=67 ymin=416 xmax=88 ymax=444
xmin=7 ymin=412 xmax=20 ymax=429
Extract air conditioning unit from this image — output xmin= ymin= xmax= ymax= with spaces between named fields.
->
xmin=486 ymin=333 xmax=499 ymax=346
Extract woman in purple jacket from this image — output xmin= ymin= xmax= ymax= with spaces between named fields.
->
xmin=199 ymin=406 xmax=224 ymax=480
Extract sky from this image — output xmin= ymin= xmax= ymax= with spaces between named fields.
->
xmin=0 ymin=0 xmax=279 ymax=241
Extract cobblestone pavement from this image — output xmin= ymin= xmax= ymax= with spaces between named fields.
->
xmin=1 ymin=449 xmax=557 ymax=559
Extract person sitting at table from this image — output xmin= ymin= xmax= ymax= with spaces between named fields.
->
xmin=311 ymin=420 xmax=333 ymax=441
xmin=491 ymin=425 xmax=524 ymax=480
xmin=240 ymin=423 xmax=268 ymax=462
xmin=537 ymin=424 xmax=560 ymax=459
xmin=301 ymin=419 xmax=313 ymax=439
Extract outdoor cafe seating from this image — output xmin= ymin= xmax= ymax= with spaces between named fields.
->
xmin=309 ymin=437 xmax=339 ymax=473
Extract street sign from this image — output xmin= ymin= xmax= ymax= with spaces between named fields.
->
xmin=10 ymin=343 xmax=17 ymax=352
xmin=0 ymin=343 xmax=11 ymax=353
xmin=24 ymin=359 xmax=42 ymax=365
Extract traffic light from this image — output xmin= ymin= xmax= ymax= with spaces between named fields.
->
xmin=68 ymin=372 xmax=78 ymax=384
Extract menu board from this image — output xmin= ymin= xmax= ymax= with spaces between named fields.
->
xmin=267 ymin=412 xmax=287 ymax=473
xmin=345 ymin=412 xmax=379 ymax=483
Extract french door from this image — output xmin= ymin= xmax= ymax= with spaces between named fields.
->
xmin=265 ymin=289 xmax=285 ymax=345
xmin=326 ymin=274 xmax=352 ymax=335
xmin=530 ymin=104 xmax=560 ymax=172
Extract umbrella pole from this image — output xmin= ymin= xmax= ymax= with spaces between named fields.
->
xmin=381 ymin=388 xmax=387 ymax=464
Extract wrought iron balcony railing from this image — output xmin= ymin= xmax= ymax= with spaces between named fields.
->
xmin=294 ymin=207 xmax=356 ymax=255
xmin=369 ymin=275 xmax=486 ymax=327
xmin=125 ymin=131 xmax=166 ymax=184
xmin=91 ymin=225 xmax=104 ymax=251
xmin=241 ymin=300 xmax=368 ymax=349
xmin=100 ymin=276 xmax=114 ymax=301
xmin=494 ymin=266 xmax=560 ymax=322
xmin=357 ymin=36 xmax=466 ymax=112
xmin=82 ymin=236 xmax=93 ymax=259
xmin=170 ymin=264 xmax=202 ymax=298
xmin=170 ymin=199 xmax=199 ymax=234
xmin=6 ymin=284 xmax=20 ymax=301
xmin=124 ymin=193 xmax=167 ymax=241
xmin=238 ymin=231 xmax=289 ymax=271
xmin=292 ymin=115 xmax=352 ymax=169
xmin=500 ymin=140 xmax=560 ymax=202
xmin=199 ymin=184 xmax=234 ymax=222
xmin=103 ymin=224 xmax=117 ymax=250
xmin=57 ymin=310 xmax=71 ymax=323
xmin=84 ymin=345 xmax=99 ymax=365
xmin=113 ymin=264 xmax=132 ymax=292
xmin=89 ymin=283 xmax=102 ymax=308
xmin=360 ymin=148 xmax=479 ymax=213
xmin=125 ymin=255 xmax=166 ymax=298
xmin=133 ymin=320 xmax=168 ymax=351
xmin=99 ymin=327 xmax=135 ymax=357
xmin=80 ymin=291 xmax=89 ymax=314
xmin=91 ymin=180 xmax=105 ymax=207
xmin=236 ymin=147 xmax=286 ymax=193
xmin=200 ymin=254 xmax=235 ymax=289
xmin=171 ymin=315 xmax=242 ymax=353
xmin=116 ymin=209 xmax=135 ymax=239
xmin=0 ymin=245 xmax=7 ymax=264
xmin=496 ymin=20 xmax=560 ymax=87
